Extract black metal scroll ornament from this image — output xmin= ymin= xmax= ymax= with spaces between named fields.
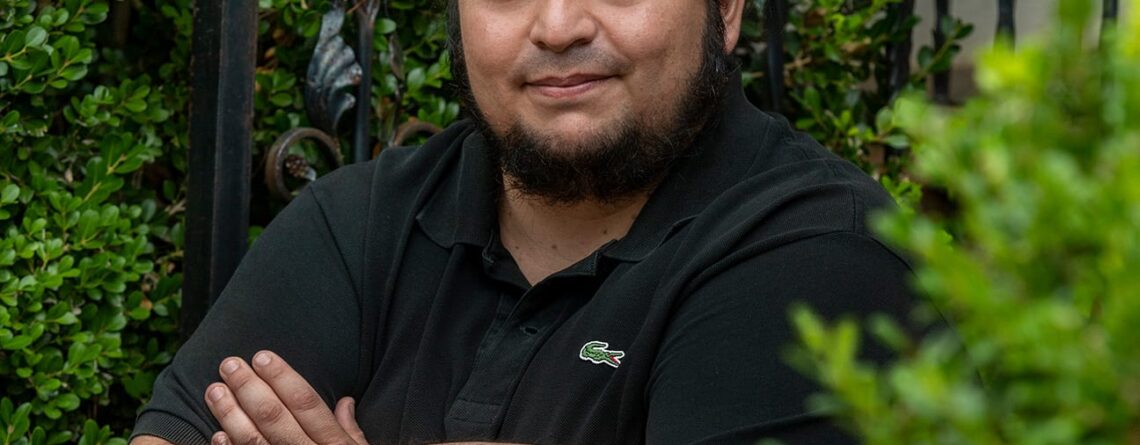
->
xmin=266 ymin=1 xmax=362 ymax=202
xmin=267 ymin=0 xmax=444 ymax=202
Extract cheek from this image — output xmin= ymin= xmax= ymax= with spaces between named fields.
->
xmin=606 ymin=5 xmax=702 ymax=77
xmin=620 ymin=34 xmax=702 ymax=105
xmin=459 ymin=11 xmax=526 ymax=122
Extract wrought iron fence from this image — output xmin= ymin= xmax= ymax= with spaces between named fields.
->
xmin=181 ymin=0 xmax=1122 ymax=336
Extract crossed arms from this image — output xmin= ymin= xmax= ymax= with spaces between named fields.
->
xmin=129 ymin=350 xmax=525 ymax=445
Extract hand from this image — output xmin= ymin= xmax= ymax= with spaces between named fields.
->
xmin=204 ymin=350 xmax=368 ymax=445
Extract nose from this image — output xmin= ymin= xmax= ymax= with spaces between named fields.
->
xmin=529 ymin=0 xmax=599 ymax=53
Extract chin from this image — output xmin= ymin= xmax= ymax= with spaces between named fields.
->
xmin=532 ymin=118 xmax=630 ymax=148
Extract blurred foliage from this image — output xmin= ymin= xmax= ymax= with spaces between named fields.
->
xmin=739 ymin=0 xmax=970 ymax=208
xmin=790 ymin=0 xmax=1140 ymax=443
xmin=0 ymin=0 xmax=969 ymax=441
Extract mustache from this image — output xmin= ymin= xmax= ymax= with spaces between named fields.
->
xmin=510 ymin=46 xmax=631 ymax=80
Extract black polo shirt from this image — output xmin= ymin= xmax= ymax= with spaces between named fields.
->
xmin=133 ymin=83 xmax=914 ymax=444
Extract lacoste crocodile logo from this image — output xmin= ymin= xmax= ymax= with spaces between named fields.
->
xmin=579 ymin=341 xmax=624 ymax=368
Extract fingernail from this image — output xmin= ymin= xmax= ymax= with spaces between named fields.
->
xmin=221 ymin=358 xmax=239 ymax=375
xmin=208 ymin=386 xmax=225 ymax=402
xmin=349 ymin=398 xmax=356 ymax=416
xmin=253 ymin=351 xmax=271 ymax=367
xmin=212 ymin=432 xmax=229 ymax=445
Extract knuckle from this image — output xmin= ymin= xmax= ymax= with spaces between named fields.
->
xmin=215 ymin=400 xmax=237 ymax=419
xmin=252 ymin=400 xmax=288 ymax=424
xmin=211 ymin=396 xmax=239 ymax=420
xmin=288 ymin=389 xmax=324 ymax=412
xmin=226 ymin=371 xmax=255 ymax=392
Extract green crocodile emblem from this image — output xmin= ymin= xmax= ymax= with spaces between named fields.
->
xmin=579 ymin=341 xmax=624 ymax=368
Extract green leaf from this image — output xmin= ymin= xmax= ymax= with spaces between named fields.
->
xmin=10 ymin=401 xmax=31 ymax=437
xmin=916 ymin=46 xmax=934 ymax=70
xmin=55 ymin=312 xmax=78 ymax=325
xmin=883 ymin=134 xmax=909 ymax=149
xmin=60 ymin=65 xmax=87 ymax=81
xmin=269 ymin=93 xmax=292 ymax=107
xmin=1 ymin=184 xmax=19 ymax=203
xmin=25 ymin=26 xmax=48 ymax=48
xmin=23 ymin=81 xmax=46 ymax=94
xmin=378 ymin=18 xmax=397 ymax=34
xmin=31 ymin=427 xmax=47 ymax=445
xmin=2 ymin=335 xmax=36 ymax=350
xmin=73 ymin=48 xmax=93 ymax=64
xmin=407 ymin=67 xmax=426 ymax=92
xmin=83 ymin=3 xmax=110 ymax=24
xmin=57 ymin=35 xmax=79 ymax=58
xmin=9 ymin=57 xmax=32 ymax=71
xmin=55 ymin=393 xmax=79 ymax=411
xmin=791 ymin=305 xmax=826 ymax=352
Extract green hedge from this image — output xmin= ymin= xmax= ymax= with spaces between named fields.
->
xmin=0 ymin=0 xmax=961 ymax=441
xmin=1 ymin=0 xmax=186 ymax=442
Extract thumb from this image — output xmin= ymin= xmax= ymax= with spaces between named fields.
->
xmin=335 ymin=397 xmax=369 ymax=445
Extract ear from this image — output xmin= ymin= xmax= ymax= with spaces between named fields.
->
xmin=718 ymin=0 xmax=747 ymax=53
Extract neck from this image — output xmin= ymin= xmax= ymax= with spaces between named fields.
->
xmin=498 ymin=180 xmax=650 ymax=285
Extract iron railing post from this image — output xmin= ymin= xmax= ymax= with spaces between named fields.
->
xmin=353 ymin=3 xmax=380 ymax=163
xmin=183 ymin=0 xmax=257 ymax=338
xmin=998 ymin=0 xmax=1016 ymax=44
xmin=1104 ymin=0 xmax=1119 ymax=21
xmin=888 ymin=0 xmax=916 ymax=97
xmin=932 ymin=0 xmax=951 ymax=104
xmin=764 ymin=0 xmax=787 ymax=113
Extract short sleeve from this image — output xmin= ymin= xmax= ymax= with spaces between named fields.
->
xmin=646 ymin=231 xmax=915 ymax=444
xmin=131 ymin=187 xmax=364 ymax=444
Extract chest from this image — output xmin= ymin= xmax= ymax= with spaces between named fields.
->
xmin=352 ymin=234 xmax=683 ymax=444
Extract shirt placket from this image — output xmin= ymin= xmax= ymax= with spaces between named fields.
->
xmin=444 ymin=242 xmax=602 ymax=440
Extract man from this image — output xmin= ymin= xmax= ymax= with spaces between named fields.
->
xmin=132 ymin=0 xmax=914 ymax=443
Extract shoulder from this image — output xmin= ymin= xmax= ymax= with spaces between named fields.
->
xmin=659 ymin=113 xmax=909 ymax=299
xmin=749 ymin=112 xmax=896 ymax=234
xmin=308 ymin=120 xmax=477 ymax=205
xmin=300 ymin=120 xmax=477 ymax=228
xmin=689 ymin=117 xmax=896 ymax=251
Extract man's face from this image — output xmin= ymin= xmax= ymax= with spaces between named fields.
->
xmin=452 ymin=0 xmax=736 ymax=204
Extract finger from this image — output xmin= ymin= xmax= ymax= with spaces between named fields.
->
xmin=250 ymin=350 xmax=355 ymax=443
xmin=204 ymin=383 xmax=270 ymax=445
xmin=210 ymin=431 xmax=231 ymax=445
xmin=219 ymin=357 xmax=314 ymax=445
xmin=334 ymin=397 xmax=369 ymax=444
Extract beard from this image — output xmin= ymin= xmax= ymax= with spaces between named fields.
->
xmin=448 ymin=1 xmax=735 ymax=205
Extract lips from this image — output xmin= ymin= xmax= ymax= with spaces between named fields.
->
xmin=528 ymin=73 xmax=610 ymax=87
xmin=526 ymin=74 xmax=612 ymax=99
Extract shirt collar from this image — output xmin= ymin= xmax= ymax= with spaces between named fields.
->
xmin=415 ymin=129 xmax=500 ymax=248
xmin=416 ymin=74 xmax=773 ymax=262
